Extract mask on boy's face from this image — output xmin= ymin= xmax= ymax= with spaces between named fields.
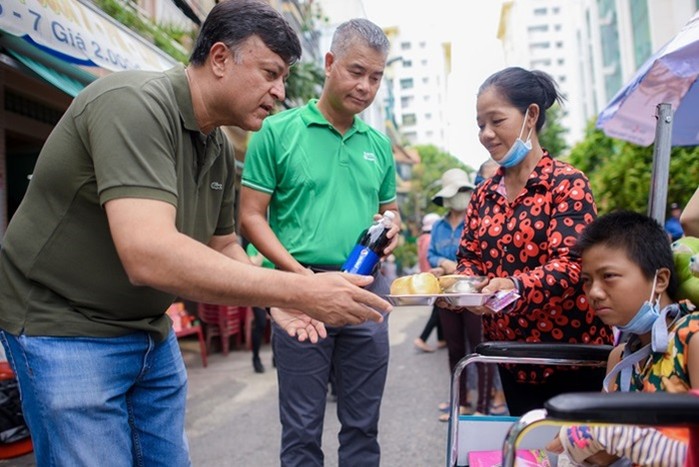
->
xmin=617 ymin=271 xmax=660 ymax=335
xmin=443 ymin=191 xmax=471 ymax=211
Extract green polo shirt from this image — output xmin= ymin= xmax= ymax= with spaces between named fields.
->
xmin=242 ymin=99 xmax=396 ymax=265
xmin=0 ymin=65 xmax=236 ymax=341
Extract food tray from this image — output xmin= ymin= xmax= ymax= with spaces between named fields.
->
xmin=387 ymin=292 xmax=496 ymax=307
xmin=387 ymin=294 xmax=441 ymax=306
xmin=441 ymin=292 xmax=495 ymax=307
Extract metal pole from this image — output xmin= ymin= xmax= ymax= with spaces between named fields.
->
xmin=648 ymin=103 xmax=673 ymax=225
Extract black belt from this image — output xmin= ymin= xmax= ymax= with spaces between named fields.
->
xmin=300 ymin=263 xmax=343 ymax=273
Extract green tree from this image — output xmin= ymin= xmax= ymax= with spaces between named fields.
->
xmin=565 ymin=119 xmax=699 ymax=215
xmin=283 ymin=61 xmax=324 ymax=109
xmin=539 ymin=104 xmax=568 ymax=157
xmin=401 ymin=144 xmax=473 ymax=234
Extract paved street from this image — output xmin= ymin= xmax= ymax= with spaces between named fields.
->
xmin=5 ymin=305 xmax=452 ymax=466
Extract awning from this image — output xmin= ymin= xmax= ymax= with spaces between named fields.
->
xmin=0 ymin=0 xmax=176 ymax=72
xmin=7 ymin=49 xmax=85 ymax=97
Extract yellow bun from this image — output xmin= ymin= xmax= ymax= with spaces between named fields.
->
xmin=390 ymin=273 xmax=441 ymax=295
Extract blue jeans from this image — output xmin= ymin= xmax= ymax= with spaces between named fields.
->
xmin=0 ymin=329 xmax=190 ymax=466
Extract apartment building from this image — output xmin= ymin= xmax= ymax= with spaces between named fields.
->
xmin=498 ymin=0 xmax=698 ymax=151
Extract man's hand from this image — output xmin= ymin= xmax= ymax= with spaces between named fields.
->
xmin=271 ymin=307 xmax=327 ymax=343
xmin=301 ymin=272 xmax=391 ymax=326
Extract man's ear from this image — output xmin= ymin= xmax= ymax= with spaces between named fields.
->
xmin=209 ymin=42 xmax=230 ymax=78
xmin=324 ymin=52 xmax=335 ymax=76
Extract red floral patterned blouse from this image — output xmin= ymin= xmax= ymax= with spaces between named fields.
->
xmin=457 ymin=153 xmax=613 ymax=383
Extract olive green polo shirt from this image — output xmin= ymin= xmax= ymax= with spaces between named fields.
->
xmin=0 ymin=65 xmax=236 ymax=341
xmin=242 ymin=99 xmax=396 ymax=265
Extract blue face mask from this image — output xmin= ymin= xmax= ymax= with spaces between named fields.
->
xmin=497 ymin=107 xmax=533 ymax=168
xmin=616 ymin=272 xmax=660 ymax=336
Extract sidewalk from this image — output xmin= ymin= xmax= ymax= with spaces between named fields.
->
xmin=2 ymin=305 xmax=450 ymax=466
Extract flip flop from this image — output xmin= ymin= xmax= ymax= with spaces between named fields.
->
xmin=438 ymin=401 xmax=449 ymax=412
xmin=489 ymin=402 xmax=508 ymax=416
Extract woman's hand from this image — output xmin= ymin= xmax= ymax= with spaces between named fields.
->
xmin=463 ymin=277 xmax=514 ymax=316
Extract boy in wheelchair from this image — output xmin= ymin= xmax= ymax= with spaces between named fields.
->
xmin=546 ymin=211 xmax=697 ymax=466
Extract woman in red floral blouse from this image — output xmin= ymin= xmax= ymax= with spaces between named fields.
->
xmin=454 ymin=67 xmax=614 ymax=416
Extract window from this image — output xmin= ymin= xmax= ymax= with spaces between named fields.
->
xmin=422 ymin=77 xmax=429 ymax=85
xmin=557 ymin=58 xmax=565 ymax=65
xmin=552 ymin=6 xmax=560 ymax=14
xmin=403 ymin=59 xmax=412 ymax=68
xmin=528 ymin=25 xmax=549 ymax=33
xmin=400 ymin=42 xmax=411 ymax=51
xmin=400 ymin=96 xmax=414 ymax=108
xmin=419 ymin=41 xmax=426 ymax=48
xmin=399 ymin=78 xmax=414 ymax=90
xmin=402 ymin=113 xmax=417 ymax=126
xmin=630 ymin=1 xmax=651 ymax=67
xmin=530 ymin=42 xmax=551 ymax=50
xmin=533 ymin=7 xmax=547 ymax=15
xmin=424 ymin=113 xmax=432 ymax=120
xmin=531 ymin=59 xmax=552 ymax=67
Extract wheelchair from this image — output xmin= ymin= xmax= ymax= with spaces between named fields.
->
xmin=502 ymin=391 xmax=699 ymax=467
xmin=446 ymin=341 xmax=613 ymax=466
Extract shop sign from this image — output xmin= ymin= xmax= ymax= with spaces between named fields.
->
xmin=0 ymin=0 xmax=175 ymax=71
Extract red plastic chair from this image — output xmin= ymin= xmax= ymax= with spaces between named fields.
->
xmin=197 ymin=304 xmax=242 ymax=356
xmin=0 ymin=362 xmax=33 ymax=459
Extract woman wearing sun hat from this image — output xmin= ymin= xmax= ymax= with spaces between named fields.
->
xmin=427 ymin=168 xmax=495 ymax=420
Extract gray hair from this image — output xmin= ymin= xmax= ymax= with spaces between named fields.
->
xmin=330 ymin=19 xmax=390 ymax=59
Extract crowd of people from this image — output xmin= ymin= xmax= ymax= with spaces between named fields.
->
xmin=0 ymin=0 xmax=697 ymax=465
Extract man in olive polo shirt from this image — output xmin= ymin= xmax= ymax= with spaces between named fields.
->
xmin=0 ymin=2 xmax=390 ymax=465
xmin=240 ymin=19 xmax=399 ymax=467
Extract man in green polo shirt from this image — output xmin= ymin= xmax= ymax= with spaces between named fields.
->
xmin=0 ymin=2 xmax=390 ymax=465
xmin=240 ymin=18 xmax=400 ymax=467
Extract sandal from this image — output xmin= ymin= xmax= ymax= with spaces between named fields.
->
xmin=438 ymin=401 xmax=449 ymax=412
xmin=489 ymin=402 xmax=508 ymax=416
xmin=438 ymin=405 xmax=473 ymax=422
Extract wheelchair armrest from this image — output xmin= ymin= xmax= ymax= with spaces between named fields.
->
xmin=474 ymin=342 xmax=613 ymax=361
xmin=545 ymin=391 xmax=699 ymax=426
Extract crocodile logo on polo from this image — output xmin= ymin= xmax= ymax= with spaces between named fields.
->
xmin=363 ymin=152 xmax=377 ymax=162
xmin=210 ymin=182 xmax=224 ymax=190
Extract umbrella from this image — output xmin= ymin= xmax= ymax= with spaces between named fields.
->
xmin=596 ymin=11 xmax=699 ymax=223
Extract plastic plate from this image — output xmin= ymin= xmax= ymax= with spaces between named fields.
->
xmin=387 ymin=294 xmax=441 ymax=306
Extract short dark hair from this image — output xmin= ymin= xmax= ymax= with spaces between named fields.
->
xmin=190 ymin=0 xmax=301 ymax=67
xmin=478 ymin=67 xmax=564 ymax=132
xmin=575 ymin=210 xmax=678 ymax=299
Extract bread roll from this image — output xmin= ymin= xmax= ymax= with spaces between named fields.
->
xmin=390 ymin=272 xmax=441 ymax=295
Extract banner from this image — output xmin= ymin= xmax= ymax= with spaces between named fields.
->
xmin=0 ymin=0 xmax=176 ymax=71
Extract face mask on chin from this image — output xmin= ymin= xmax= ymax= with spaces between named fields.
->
xmin=497 ymin=107 xmax=533 ymax=169
xmin=444 ymin=191 xmax=471 ymax=211
xmin=616 ymin=271 xmax=660 ymax=336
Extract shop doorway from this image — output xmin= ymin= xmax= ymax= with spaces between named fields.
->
xmin=6 ymin=132 xmax=42 ymax=221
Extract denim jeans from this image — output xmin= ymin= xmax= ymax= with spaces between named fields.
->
xmin=0 ymin=329 xmax=191 ymax=467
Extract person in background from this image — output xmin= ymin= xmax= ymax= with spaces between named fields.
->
xmin=449 ymin=66 xmax=613 ymax=416
xmin=428 ymin=168 xmax=494 ymax=420
xmin=246 ymin=242 xmax=274 ymax=373
xmin=0 ymin=2 xmax=391 ymax=465
xmin=474 ymin=158 xmax=499 ymax=186
xmin=681 ymin=186 xmax=699 ymax=237
xmin=239 ymin=18 xmax=399 ymax=466
xmin=547 ymin=210 xmax=694 ymax=466
xmin=665 ymin=202 xmax=685 ymax=241
xmin=414 ymin=212 xmax=446 ymax=353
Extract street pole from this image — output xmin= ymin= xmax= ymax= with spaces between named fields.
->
xmin=648 ymin=103 xmax=672 ymax=225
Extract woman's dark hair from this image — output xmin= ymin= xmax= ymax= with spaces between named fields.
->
xmin=575 ymin=210 xmax=679 ymax=300
xmin=478 ymin=67 xmax=564 ymax=132
xmin=190 ymin=0 xmax=301 ymax=66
